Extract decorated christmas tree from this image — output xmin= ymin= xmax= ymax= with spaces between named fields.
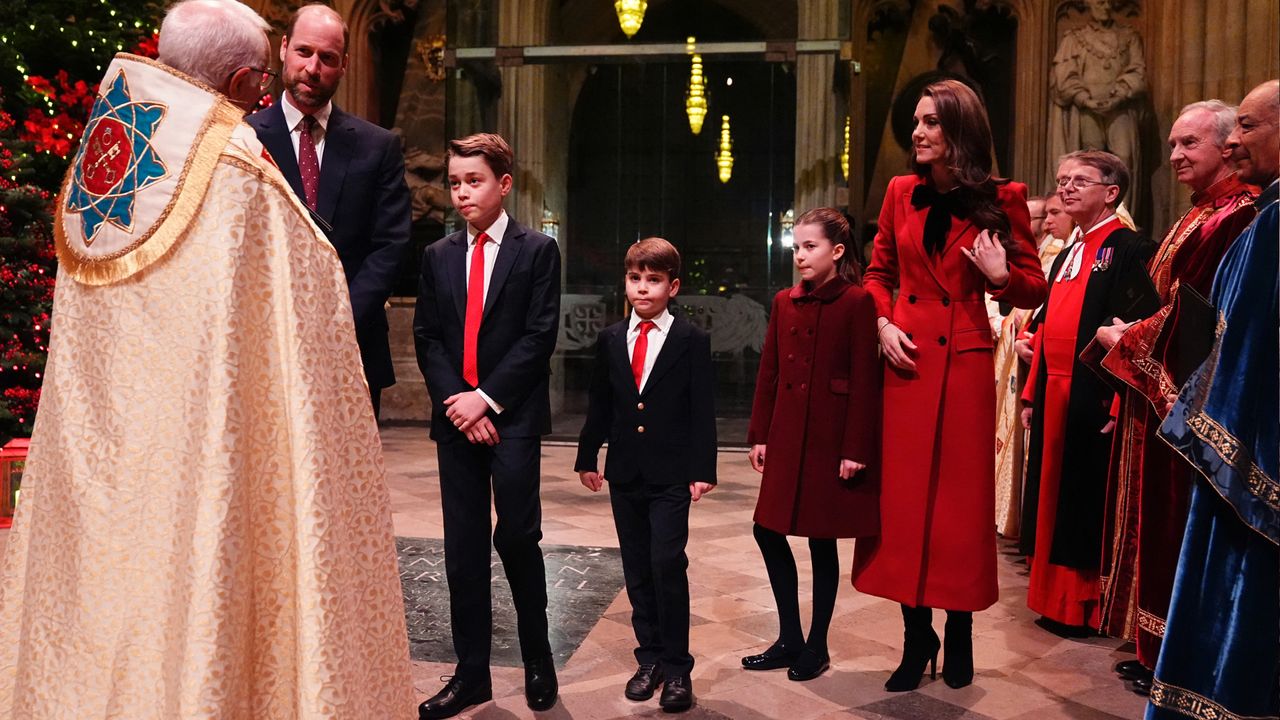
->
xmin=0 ymin=0 xmax=161 ymax=441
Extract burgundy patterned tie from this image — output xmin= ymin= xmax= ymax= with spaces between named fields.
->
xmin=298 ymin=114 xmax=319 ymax=210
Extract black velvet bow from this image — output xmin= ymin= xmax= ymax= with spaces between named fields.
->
xmin=911 ymin=184 xmax=970 ymax=256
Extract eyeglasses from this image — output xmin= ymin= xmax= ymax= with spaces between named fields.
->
xmin=1055 ymin=175 xmax=1114 ymax=191
xmin=248 ymin=67 xmax=279 ymax=92
xmin=226 ymin=66 xmax=278 ymax=93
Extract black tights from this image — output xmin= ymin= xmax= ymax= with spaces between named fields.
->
xmin=753 ymin=523 xmax=839 ymax=654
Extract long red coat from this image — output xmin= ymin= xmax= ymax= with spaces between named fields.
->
xmin=850 ymin=174 xmax=1048 ymax=611
xmin=747 ymin=276 xmax=881 ymax=538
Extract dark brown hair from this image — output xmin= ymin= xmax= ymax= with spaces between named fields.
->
xmin=795 ymin=207 xmax=862 ymax=283
xmin=625 ymin=237 xmax=682 ymax=281
xmin=1058 ymin=150 xmax=1131 ymax=205
xmin=912 ymin=79 xmax=1013 ymax=246
xmin=447 ymin=133 xmax=514 ymax=180
xmin=286 ymin=4 xmax=350 ymax=54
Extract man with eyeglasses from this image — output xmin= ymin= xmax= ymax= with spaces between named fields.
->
xmin=1018 ymin=150 xmax=1159 ymax=637
xmin=0 ymin=0 xmax=415 ymax=715
xmin=1085 ymin=100 xmax=1259 ymax=696
xmin=250 ymin=2 xmax=412 ymax=421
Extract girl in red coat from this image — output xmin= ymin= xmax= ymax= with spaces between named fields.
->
xmin=849 ymin=80 xmax=1048 ymax=691
xmin=743 ymin=208 xmax=881 ymax=682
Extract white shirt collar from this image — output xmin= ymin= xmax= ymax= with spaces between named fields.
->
xmin=629 ymin=307 xmax=674 ymax=335
xmin=1084 ymin=213 xmax=1119 ymax=236
xmin=280 ymin=91 xmax=332 ymax=134
xmin=467 ymin=211 xmax=509 ymax=247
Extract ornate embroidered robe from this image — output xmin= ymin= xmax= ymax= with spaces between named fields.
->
xmin=1094 ymin=174 xmax=1257 ymax=666
xmin=0 ymin=55 xmax=414 ymax=718
xmin=1147 ymin=179 xmax=1278 ymax=720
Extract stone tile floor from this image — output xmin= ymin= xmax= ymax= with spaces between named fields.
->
xmin=0 ymin=425 xmax=1146 ymax=719
xmin=381 ymin=427 xmax=1147 ymax=720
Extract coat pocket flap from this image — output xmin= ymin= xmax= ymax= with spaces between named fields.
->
xmin=954 ymin=328 xmax=994 ymax=353
xmin=830 ymin=378 xmax=850 ymax=394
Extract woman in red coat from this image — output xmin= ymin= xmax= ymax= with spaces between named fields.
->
xmin=744 ymin=208 xmax=881 ymax=682
xmin=849 ymin=80 xmax=1048 ymax=691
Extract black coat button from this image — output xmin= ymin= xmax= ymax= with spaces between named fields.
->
xmin=908 ymin=295 xmax=917 ymax=303
xmin=941 ymin=297 xmax=951 ymax=307
xmin=938 ymin=336 xmax=947 ymax=346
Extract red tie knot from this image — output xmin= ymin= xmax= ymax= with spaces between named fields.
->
xmin=475 ymin=231 xmax=491 ymax=247
xmin=638 ymin=320 xmax=656 ymax=335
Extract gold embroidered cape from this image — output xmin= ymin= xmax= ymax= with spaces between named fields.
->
xmin=0 ymin=55 xmax=414 ymax=718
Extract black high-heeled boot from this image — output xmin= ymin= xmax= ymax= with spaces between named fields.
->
xmin=943 ymin=610 xmax=974 ymax=689
xmin=885 ymin=604 xmax=940 ymax=692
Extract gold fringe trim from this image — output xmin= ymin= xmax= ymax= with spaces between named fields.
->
xmin=55 ymin=61 xmax=244 ymax=286
xmin=1150 ymin=678 xmax=1277 ymax=720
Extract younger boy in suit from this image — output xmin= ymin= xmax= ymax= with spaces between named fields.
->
xmin=414 ymin=133 xmax=562 ymax=719
xmin=576 ymin=238 xmax=717 ymax=713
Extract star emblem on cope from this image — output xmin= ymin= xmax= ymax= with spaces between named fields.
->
xmin=65 ymin=70 xmax=169 ymax=244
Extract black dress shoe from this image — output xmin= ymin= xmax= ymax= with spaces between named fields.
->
xmin=524 ymin=656 xmax=559 ymax=711
xmin=1114 ymin=659 xmax=1150 ymax=680
xmin=741 ymin=642 xmax=801 ymax=671
xmin=787 ymin=648 xmax=830 ymax=681
xmin=625 ymin=663 xmax=664 ymax=701
xmin=659 ymin=676 xmax=694 ymax=713
xmin=419 ymin=676 xmax=492 ymax=720
xmin=1131 ymin=676 xmax=1153 ymax=696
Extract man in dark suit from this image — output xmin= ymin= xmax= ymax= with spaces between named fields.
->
xmin=248 ymin=3 xmax=410 ymax=417
xmin=413 ymin=133 xmax=562 ymax=719
xmin=576 ymin=238 xmax=717 ymax=713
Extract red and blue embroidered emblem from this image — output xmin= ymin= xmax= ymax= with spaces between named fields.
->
xmin=65 ymin=70 xmax=168 ymax=244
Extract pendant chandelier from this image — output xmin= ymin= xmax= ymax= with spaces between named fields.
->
xmin=685 ymin=37 xmax=707 ymax=135
xmin=716 ymin=115 xmax=734 ymax=183
xmin=841 ymin=115 xmax=851 ymax=180
xmin=614 ymin=0 xmax=647 ymax=39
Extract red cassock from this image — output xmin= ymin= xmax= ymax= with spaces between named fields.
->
xmin=851 ymin=175 xmax=1047 ymax=611
xmin=747 ymin=277 xmax=882 ymax=539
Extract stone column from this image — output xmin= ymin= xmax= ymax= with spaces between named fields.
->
xmin=794 ymin=0 xmax=842 ymax=212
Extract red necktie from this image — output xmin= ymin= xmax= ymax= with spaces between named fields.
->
xmin=298 ymin=114 xmax=319 ymax=210
xmin=631 ymin=320 xmax=656 ymax=390
xmin=462 ymin=232 xmax=490 ymax=386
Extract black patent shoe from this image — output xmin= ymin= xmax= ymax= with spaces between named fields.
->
xmin=659 ymin=675 xmax=695 ymax=713
xmin=625 ymin=663 xmax=665 ymax=701
xmin=1114 ymin=659 xmax=1149 ymax=680
xmin=787 ymin=648 xmax=831 ymax=681
xmin=1131 ymin=676 xmax=1153 ymax=696
xmin=741 ymin=642 xmax=802 ymax=671
xmin=524 ymin=656 xmax=559 ymax=711
xmin=419 ymin=675 xmax=493 ymax=720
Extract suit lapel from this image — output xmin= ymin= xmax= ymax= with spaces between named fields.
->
xmin=482 ymin=220 xmax=525 ymax=322
xmin=257 ymin=103 xmax=304 ymax=200
xmin=643 ymin=317 xmax=690 ymax=396
xmin=609 ymin=325 xmax=636 ymax=397
xmin=316 ymin=106 xmax=352 ymax=226
xmin=447 ymin=233 xmax=468 ymax=323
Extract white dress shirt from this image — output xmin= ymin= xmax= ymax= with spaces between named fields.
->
xmin=1055 ymin=214 xmax=1115 ymax=283
xmin=280 ymin=91 xmax=332 ymax=168
xmin=465 ymin=211 xmax=509 ymax=413
xmin=627 ymin=307 xmax=674 ymax=393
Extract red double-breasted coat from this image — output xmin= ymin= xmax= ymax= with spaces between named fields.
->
xmin=850 ymin=174 xmax=1048 ymax=611
xmin=747 ymin=277 xmax=881 ymax=539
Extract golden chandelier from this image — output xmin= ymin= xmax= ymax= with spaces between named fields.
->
xmin=716 ymin=115 xmax=734 ymax=183
xmin=615 ymin=0 xmax=647 ymax=39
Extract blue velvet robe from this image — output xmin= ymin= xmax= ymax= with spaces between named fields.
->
xmin=1147 ymin=180 xmax=1279 ymax=720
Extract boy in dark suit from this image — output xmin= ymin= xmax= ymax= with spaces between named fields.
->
xmin=576 ymin=238 xmax=717 ymax=713
xmin=413 ymin=133 xmax=562 ymax=719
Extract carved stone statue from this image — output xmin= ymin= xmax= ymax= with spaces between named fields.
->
xmin=1048 ymin=0 xmax=1147 ymax=209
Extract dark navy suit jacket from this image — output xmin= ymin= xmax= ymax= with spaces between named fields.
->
xmin=248 ymin=101 xmax=411 ymax=390
xmin=412 ymin=219 xmax=562 ymax=440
